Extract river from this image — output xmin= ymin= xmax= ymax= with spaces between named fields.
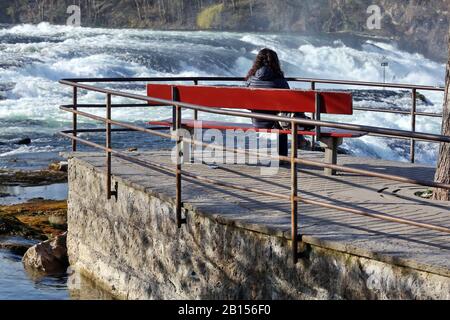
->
xmin=0 ymin=22 xmax=446 ymax=169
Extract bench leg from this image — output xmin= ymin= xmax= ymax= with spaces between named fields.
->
xmin=278 ymin=134 xmax=288 ymax=158
xmin=319 ymin=137 xmax=343 ymax=176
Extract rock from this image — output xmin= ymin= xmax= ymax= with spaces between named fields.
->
xmin=14 ymin=137 xmax=31 ymax=145
xmin=417 ymin=92 xmax=434 ymax=106
xmin=48 ymin=161 xmax=68 ymax=172
xmin=0 ymin=137 xmax=31 ymax=145
xmin=1 ymin=199 xmax=67 ymax=238
xmin=0 ymin=242 xmax=33 ymax=256
xmin=22 ymin=232 xmax=69 ymax=274
xmin=48 ymin=214 xmax=67 ymax=228
xmin=0 ymin=169 xmax=67 ymax=186
xmin=48 ymin=163 xmax=59 ymax=171
xmin=0 ymin=215 xmax=44 ymax=239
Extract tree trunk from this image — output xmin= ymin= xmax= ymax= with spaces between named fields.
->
xmin=433 ymin=32 xmax=450 ymax=201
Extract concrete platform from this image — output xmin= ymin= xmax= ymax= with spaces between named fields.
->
xmin=67 ymin=150 xmax=450 ymax=279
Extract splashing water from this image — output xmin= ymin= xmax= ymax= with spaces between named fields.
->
xmin=0 ymin=23 xmax=446 ymax=169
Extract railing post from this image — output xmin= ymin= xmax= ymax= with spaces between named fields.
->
xmin=106 ymin=93 xmax=116 ymax=200
xmin=194 ymin=80 xmax=199 ymax=121
xmin=291 ymin=121 xmax=299 ymax=264
xmin=315 ymin=92 xmax=322 ymax=143
xmin=311 ymin=82 xmax=316 ymax=151
xmin=410 ymin=88 xmax=417 ymax=163
xmin=173 ymin=87 xmax=186 ymax=228
xmin=72 ymin=86 xmax=78 ymax=152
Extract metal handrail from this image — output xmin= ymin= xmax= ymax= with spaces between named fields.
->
xmin=59 ymin=79 xmax=450 ymax=144
xmin=59 ymin=77 xmax=450 ymax=264
xmin=61 ymin=76 xmax=445 ymax=91
xmin=61 ymin=76 xmax=445 ymax=163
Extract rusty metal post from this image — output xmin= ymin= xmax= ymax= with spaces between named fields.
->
xmin=291 ymin=121 xmax=299 ymax=264
xmin=310 ymin=82 xmax=316 ymax=151
xmin=173 ymin=87 xmax=185 ymax=228
xmin=315 ymin=92 xmax=322 ymax=143
xmin=410 ymin=88 xmax=417 ymax=163
xmin=194 ymin=80 xmax=199 ymax=121
xmin=72 ymin=86 xmax=78 ymax=152
xmin=106 ymin=93 xmax=115 ymax=200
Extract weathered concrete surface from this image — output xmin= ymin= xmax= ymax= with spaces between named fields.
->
xmin=67 ymin=151 xmax=450 ymax=300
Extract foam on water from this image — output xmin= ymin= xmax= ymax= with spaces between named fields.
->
xmin=0 ymin=23 xmax=446 ymax=168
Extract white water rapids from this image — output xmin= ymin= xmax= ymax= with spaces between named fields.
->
xmin=0 ymin=23 xmax=446 ymax=168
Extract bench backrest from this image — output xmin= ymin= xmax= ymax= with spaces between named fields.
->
xmin=147 ymin=84 xmax=353 ymax=114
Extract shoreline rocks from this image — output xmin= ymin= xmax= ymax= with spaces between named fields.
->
xmin=0 ymin=166 xmax=70 ymax=279
xmin=0 ymin=238 xmax=36 ymax=256
xmin=0 ymin=169 xmax=67 ymax=187
xmin=0 ymin=137 xmax=31 ymax=146
xmin=0 ymin=168 xmax=68 ymax=255
xmin=0 ymin=215 xmax=46 ymax=240
xmin=48 ymin=161 xmax=68 ymax=173
xmin=0 ymin=200 xmax=68 ymax=240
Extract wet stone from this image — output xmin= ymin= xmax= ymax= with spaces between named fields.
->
xmin=22 ymin=232 xmax=69 ymax=275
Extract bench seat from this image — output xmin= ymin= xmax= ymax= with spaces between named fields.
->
xmin=146 ymin=84 xmax=367 ymax=175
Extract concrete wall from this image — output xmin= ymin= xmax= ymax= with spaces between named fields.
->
xmin=67 ymin=157 xmax=450 ymax=300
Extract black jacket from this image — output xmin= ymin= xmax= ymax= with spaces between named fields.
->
xmin=246 ymin=66 xmax=289 ymax=128
xmin=246 ymin=66 xmax=290 ymax=89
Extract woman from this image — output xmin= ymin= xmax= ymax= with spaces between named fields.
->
xmin=245 ymin=48 xmax=312 ymax=150
xmin=245 ymin=48 xmax=289 ymax=129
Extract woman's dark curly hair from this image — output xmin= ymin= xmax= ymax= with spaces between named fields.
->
xmin=245 ymin=48 xmax=284 ymax=80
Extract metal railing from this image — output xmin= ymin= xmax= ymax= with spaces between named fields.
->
xmin=62 ymin=76 xmax=445 ymax=163
xmin=59 ymin=77 xmax=449 ymax=264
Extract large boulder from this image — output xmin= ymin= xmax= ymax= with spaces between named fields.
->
xmin=22 ymin=232 xmax=69 ymax=274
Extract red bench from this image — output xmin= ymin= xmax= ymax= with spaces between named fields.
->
xmin=147 ymin=84 xmax=366 ymax=175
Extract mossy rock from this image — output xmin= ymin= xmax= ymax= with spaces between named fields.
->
xmin=0 ymin=169 xmax=67 ymax=186
xmin=0 ymin=215 xmax=46 ymax=240
xmin=0 ymin=200 xmax=67 ymax=238
xmin=48 ymin=214 xmax=67 ymax=228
